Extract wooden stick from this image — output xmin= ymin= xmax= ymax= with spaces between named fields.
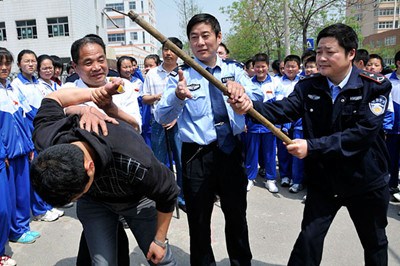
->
xmin=123 ymin=10 xmax=293 ymax=144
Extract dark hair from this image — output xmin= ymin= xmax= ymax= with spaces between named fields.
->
xmin=244 ymin=58 xmax=253 ymax=70
xmin=117 ymin=56 xmax=137 ymax=74
xmin=50 ymin=55 xmax=63 ymax=69
xmin=17 ymin=49 xmax=37 ymax=64
xmin=37 ymin=54 xmax=54 ymax=78
xmin=367 ymin=53 xmax=384 ymax=72
xmin=317 ymin=23 xmax=358 ymax=55
xmin=162 ymin=37 xmax=183 ymax=50
xmin=66 ymin=60 xmax=74 ymax=74
xmin=219 ymin=42 xmax=230 ymax=55
xmin=271 ymin=59 xmax=281 ymax=73
xmin=395 ymin=50 xmax=400 ymax=63
xmin=30 ymin=144 xmax=90 ymax=207
xmin=355 ymin=49 xmax=369 ymax=66
xmin=187 ymin=13 xmax=221 ymax=39
xmin=301 ymin=50 xmax=316 ymax=62
xmin=252 ymin=53 xmax=269 ymax=64
xmin=284 ymin=54 xmax=301 ymax=67
xmin=0 ymin=47 xmax=14 ymax=64
xmin=144 ymin=54 xmax=161 ymax=66
xmin=304 ymin=56 xmax=316 ymax=66
xmin=71 ymin=34 xmax=106 ymax=63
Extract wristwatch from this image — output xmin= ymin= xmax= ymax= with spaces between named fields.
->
xmin=153 ymin=238 xmax=168 ymax=248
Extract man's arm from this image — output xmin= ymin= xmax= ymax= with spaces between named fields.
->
xmin=146 ymin=211 xmax=173 ymax=264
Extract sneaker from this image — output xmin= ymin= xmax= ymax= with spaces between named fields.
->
xmin=178 ymin=198 xmax=187 ymax=213
xmin=280 ymin=177 xmax=290 ymax=187
xmin=247 ymin=180 xmax=254 ymax=191
xmin=62 ymin=202 xmax=74 ymax=208
xmin=302 ymin=195 xmax=307 ymax=203
xmin=265 ymin=180 xmax=279 ymax=193
xmin=9 ymin=232 xmax=36 ymax=244
xmin=33 ymin=210 xmax=59 ymax=222
xmin=389 ymin=186 xmax=400 ymax=195
xmin=393 ymin=192 xmax=400 ymax=202
xmin=258 ymin=168 xmax=266 ymax=177
xmin=51 ymin=208 xmax=64 ymax=217
xmin=289 ymin=184 xmax=303 ymax=193
xmin=0 ymin=255 xmax=17 ymax=266
xmin=27 ymin=231 xmax=41 ymax=239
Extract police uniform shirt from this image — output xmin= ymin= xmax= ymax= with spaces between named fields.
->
xmin=64 ymin=77 xmax=142 ymax=131
xmin=155 ymin=56 xmax=263 ymax=145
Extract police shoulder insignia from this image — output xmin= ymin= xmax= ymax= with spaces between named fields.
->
xmin=223 ymin=58 xmax=244 ymax=68
xmin=369 ymin=95 xmax=387 ymax=116
xmin=169 ymin=66 xmax=179 ymax=77
xmin=170 ymin=64 xmax=190 ymax=77
xmin=359 ymin=70 xmax=385 ymax=84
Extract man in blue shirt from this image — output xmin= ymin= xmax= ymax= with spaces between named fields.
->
xmin=155 ymin=13 xmax=262 ymax=266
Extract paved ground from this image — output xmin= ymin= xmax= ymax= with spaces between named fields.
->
xmin=6 ymin=176 xmax=400 ymax=265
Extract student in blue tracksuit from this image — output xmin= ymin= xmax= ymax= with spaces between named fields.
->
xmin=275 ymin=55 xmax=301 ymax=188
xmin=11 ymin=50 xmax=62 ymax=225
xmin=385 ymin=51 xmax=400 ymax=197
xmin=0 ymin=47 xmax=40 ymax=244
xmin=0 ymin=140 xmax=16 ymax=265
xmin=245 ymin=53 xmax=280 ymax=193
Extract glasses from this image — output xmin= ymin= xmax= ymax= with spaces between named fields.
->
xmin=40 ymin=66 xmax=54 ymax=71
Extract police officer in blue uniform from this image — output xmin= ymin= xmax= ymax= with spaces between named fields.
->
xmin=230 ymin=23 xmax=391 ymax=265
xmin=155 ymin=13 xmax=262 ymax=266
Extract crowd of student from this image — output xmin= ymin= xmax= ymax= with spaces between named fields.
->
xmin=0 ymin=15 xmax=399 ymax=266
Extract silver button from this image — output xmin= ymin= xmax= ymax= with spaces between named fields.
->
xmin=334 ymin=194 xmax=338 ymax=198
xmin=341 ymin=99 xmax=345 ymax=103
xmin=310 ymin=108 xmax=313 ymax=112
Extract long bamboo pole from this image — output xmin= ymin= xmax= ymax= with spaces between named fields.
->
xmin=119 ymin=9 xmax=293 ymax=144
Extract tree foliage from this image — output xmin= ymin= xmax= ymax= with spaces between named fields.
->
xmin=221 ymin=0 xmax=348 ymax=61
xmin=175 ymin=0 xmax=202 ymax=55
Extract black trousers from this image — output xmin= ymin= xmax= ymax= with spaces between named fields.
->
xmin=182 ymin=141 xmax=252 ymax=266
xmin=76 ymin=222 xmax=129 ymax=266
xmin=288 ymin=185 xmax=389 ymax=266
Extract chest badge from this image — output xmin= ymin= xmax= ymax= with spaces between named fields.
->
xmin=188 ymin=84 xmax=201 ymax=91
xmin=221 ymin=76 xmax=235 ymax=83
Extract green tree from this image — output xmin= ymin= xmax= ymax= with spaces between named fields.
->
xmin=175 ymin=0 xmax=202 ymax=55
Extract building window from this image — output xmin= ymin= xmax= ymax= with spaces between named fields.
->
xmin=106 ymin=3 xmax=124 ymax=11
xmin=375 ymin=8 xmax=399 ymax=16
xmin=129 ymin=1 xmax=136 ymax=10
xmin=385 ymin=36 xmax=396 ymax=46
xmin=0 ymin=22 xmax=6 ymax=41
xmin=355 ymin=13 xmax=362 ymax=21
xmin=376 ymin=21 xmax=394 ymax=29
xmin=47 ymin=17 xmax=69 ymax=37
xmin=107 ymin=18 xmax=124 ymax=28
xmin=16 ymin=20 xmax=37 ymax=40
xmin=108 ymin=33 xmax=125 ymax=43
xmin=142 ymin=31 xmax=145 ymax=43
xmin=130 ymin=32 xmax=138 ymax=40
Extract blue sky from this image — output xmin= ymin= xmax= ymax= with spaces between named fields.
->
xmin=154 ymin=0 xmax=234 ymax=42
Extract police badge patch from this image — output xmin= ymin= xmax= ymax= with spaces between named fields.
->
xmin=369 ymin=95 xmax=387 ymax=116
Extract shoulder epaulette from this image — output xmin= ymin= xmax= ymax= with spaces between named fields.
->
xmin=223 ymin=58 xmax=244 ymax=68
xmin=169 ymin=63 xmax=190 ymax=77
xmin=298 ymin=73 xmax=321 ymax=81
xmin=359 ymin=70 xmax=385 ymax=84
